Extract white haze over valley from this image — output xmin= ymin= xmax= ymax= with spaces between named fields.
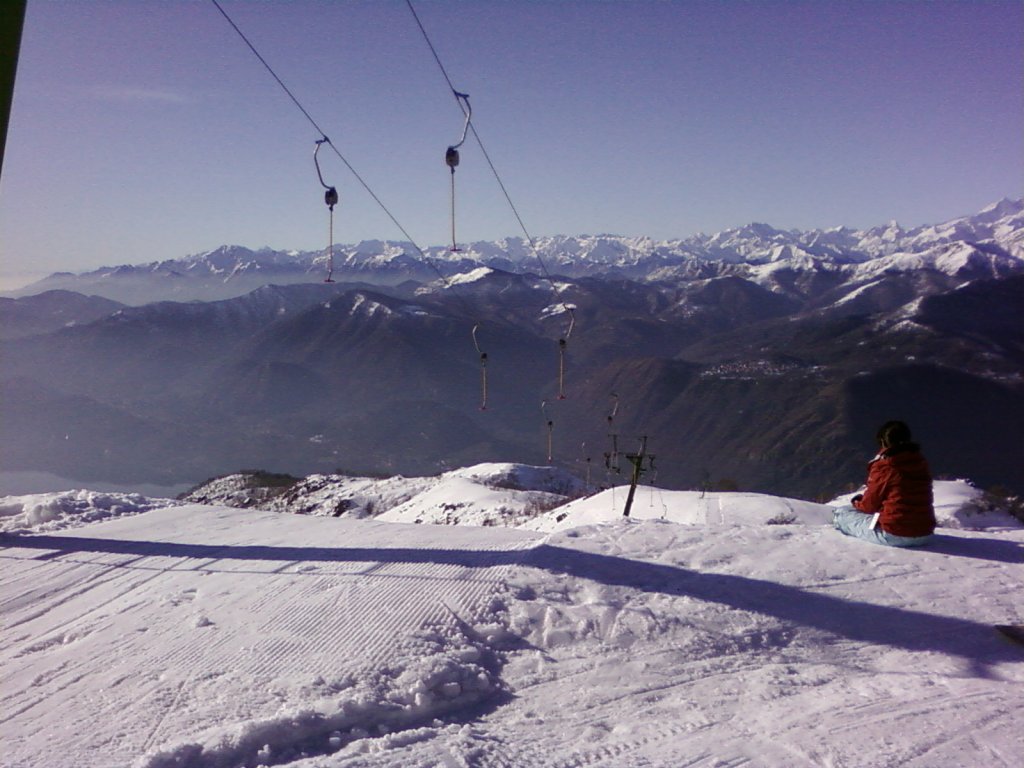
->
xmin=2 ymin=464 xmax=1022 ymax=767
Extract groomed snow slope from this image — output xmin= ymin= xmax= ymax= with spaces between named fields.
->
xmin=2 ymin=494 xmax=1023 ymax=767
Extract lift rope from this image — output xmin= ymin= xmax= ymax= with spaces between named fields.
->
xmin=579 ymin=441 xmax=592 ymax=487
xmin=557 ymin=308 xmax=576 ymax=399
xmin=314 ymin=138 xmax=339 ymax=282
xmin=446 ymin=92 xmax=472 ymax=252
xmin=210 ymin=0 xmax=435 ymax=278
xmin=212 ymin=0 xmax=492 ymax=412
xmin=542 ymin=400 xmax=554 ymax=464
xmin=472 ymin=323 xmax=488 ymax=411
xmin=604 ymin=393 xmax=620 ymax=474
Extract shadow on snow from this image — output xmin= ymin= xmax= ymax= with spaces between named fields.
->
xmin=5 ymin=531 xmax=1022 ymax=678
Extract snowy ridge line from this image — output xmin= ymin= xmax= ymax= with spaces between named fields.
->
xmin=23 ymin=197 xmax=1024 ymax=286
xmin=524 ymin=479 xmax=1023 ymax=532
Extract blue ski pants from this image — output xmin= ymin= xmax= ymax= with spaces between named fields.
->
xmin=832 ymin=506 xmax=934 ymax=548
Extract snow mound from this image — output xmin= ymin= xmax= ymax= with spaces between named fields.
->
xmin=0 ymin=489 xmax=180 ymax=533
xmin=378 ymin=463 xmax=590 ymax=527
xmin=181 ymin=463 xmax=588 ymax=526
xmin=933 ymin=479 xmax=1023 ymax=530
xmin=523 ymin=486 xmax=833 ymax=533
xmin=378 ymin=476 xmax=567 ymax=526
xmin=178 ymin=472 xmax=299 ymax=509
xmin=181 ymin=471 xmax=435 ymax=518
xmin=445 ymin=462 xmax=588 ymax=495
xmin=444 ymin=266 xmax=494 ymax=286
xmin=272 ymin=473 xmax=433 ymax=519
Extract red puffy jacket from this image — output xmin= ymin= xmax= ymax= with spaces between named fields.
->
xmin=853 ymin=445 xmax=935 ymax=537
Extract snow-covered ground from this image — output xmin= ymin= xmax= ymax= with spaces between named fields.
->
xmin=1 ymin=473 xmax=1022 ymax=767
xmin=4 ymin=466 xmax=1016 ymax=535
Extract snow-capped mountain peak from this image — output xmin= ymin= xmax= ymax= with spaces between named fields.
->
xmin=10 ymin=199 xmax=1022 ymax=306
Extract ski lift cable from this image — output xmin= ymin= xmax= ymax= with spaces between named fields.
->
xmin=407 ymin=0 xmax=474 ymax=254
xmin=405 ymin=0 xmax=500 ymax=391
xmin=468 ymin=120 xmax=578 ymax=347
xmin=210 ymin=0 xmax=436 ymax=274
xmin=210 ymin=0 xmax=329 ymax=140
xmin=404 ymin=0 xmax=467 ymax=112
xmin=406 ymin=1 xmax=572 ymax=297
xmin=407 ymin=0 xmax=585 ymax=397
xmin=212 ymin=0 xmax=494 ymax=413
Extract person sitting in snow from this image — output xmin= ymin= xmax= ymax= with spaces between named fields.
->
xmin=832 ymin=420 xmax=936 ymax=547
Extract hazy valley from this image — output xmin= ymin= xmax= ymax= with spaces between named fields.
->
xmin=3 ymin=199 xmax=1022 ymax=499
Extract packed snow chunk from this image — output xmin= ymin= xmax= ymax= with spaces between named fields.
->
xmin=139 ymin=623 xmax=502 ymax=768
xmin=0 ymin=489 xmax=180 ymax=533
xmin=139 ymin=709 xmax=336 ymax=768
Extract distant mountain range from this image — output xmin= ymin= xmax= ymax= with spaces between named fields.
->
xmin=7 ymin=198 xmax=1022 ymax=306
xmin=2 ymin=199 xmax=1022 ymax=498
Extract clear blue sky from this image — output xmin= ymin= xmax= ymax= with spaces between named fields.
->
xmin=1 ymin=0 xmax=1022 ymax=287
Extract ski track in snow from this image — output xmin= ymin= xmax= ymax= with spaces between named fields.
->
xmin=1 ymin=506 xmax=539 ymax=768
xmin=1 ymin=496 xmax=1022 ymax=767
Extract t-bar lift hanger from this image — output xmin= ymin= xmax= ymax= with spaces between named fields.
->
xmin=314 ymin=137 xmax=339 ymax=283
